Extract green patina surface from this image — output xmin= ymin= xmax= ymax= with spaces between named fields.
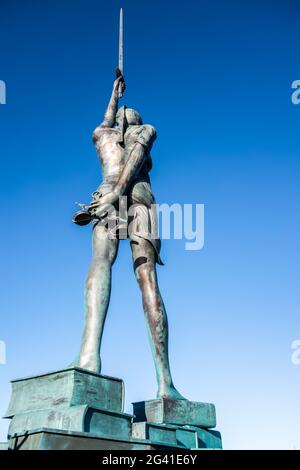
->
xmin=7 ymin=406 xmax=133 ymax=440
xmin=5 ymin=367 xmax=124 ymax=418
xmin=132 ymin=422 xmax=198 ymax=448
xmin=189 ymin=426 xmax=222 ymax=449
xmin=5 ymin=368 xmax=130 ymax=441
xmin=4 ymin=368 xmax=222 ymax=450
xmin=8 ymin=428 xmax=188 ymax=451
xmin=133 ymin=398 xmax=216 ymax=428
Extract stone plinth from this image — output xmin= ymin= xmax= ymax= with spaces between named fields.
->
xmin=4 ymin=368 xmax=222 ymax=450
xmin=5 ymin=367 xmax=124 ymax=417
xmin=132 ymin=422 xmax=198 ymax=448
xmin=4 ymin=367 xmax=130 ymax=441
xmin=7 ymin=428 xmax=183 ymax=451
xmin=133 ymin=398 xmax=216 ymax=428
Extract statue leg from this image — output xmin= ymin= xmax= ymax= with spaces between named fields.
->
xmin=131 ymin=238 xmax=185 ymax=400
xmin=79 ymin=223 xmax=119 ymax=373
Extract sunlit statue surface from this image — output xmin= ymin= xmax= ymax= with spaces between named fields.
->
xmin=3 ymin=9 xmax=223 ymax=451
xmin=75 ymin=74 xmax=183 ymax=400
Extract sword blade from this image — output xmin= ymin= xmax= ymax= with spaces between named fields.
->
xmin=119 ymin=8 xmax=123 ymax=74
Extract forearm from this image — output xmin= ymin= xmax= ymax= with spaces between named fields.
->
xmin=115 ymin=143 xmax=146 ymax=195
xmin=101 ymin=87 xmax=119 ymax=128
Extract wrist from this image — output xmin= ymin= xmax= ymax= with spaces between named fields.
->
xmin=113 ymin=86 xmax=119 ymax=95
xmin=113 ymin=186 xmax=122 ymax=197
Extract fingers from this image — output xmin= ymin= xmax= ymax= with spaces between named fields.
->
xmin=89 ymin=200 xmax=100 ymax=208
xmin=90 ymin=203 xmax=111 ymax=219
xmin=115 ymin=75 xmax=125 ymax=89
xmin=115 ymin=75 xmax=124 ymax=85
xmin=89 ymin=204 xmax=101 ymax=216
xmin=88 ymin=204 xmax=100 ymax=214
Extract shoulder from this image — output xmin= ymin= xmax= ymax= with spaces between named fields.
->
xmin=92 ymin=125 xmax=117 ymax=143
xmin=140 ymin=124 xmax=157 ymax=139
xmin=92 ymin=126 xmax=104 ymax=143
xmin=131 ymin=124 xmax=157 ymax=146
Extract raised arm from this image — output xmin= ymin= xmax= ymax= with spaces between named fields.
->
xmin=93 ymin=75 xmax=125 ymax=140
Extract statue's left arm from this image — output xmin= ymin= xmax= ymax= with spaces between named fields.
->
xmin=89 ymin=125 xmax=156 ymax=217
xmin=115 ymin=125 xmax=156 ymax=196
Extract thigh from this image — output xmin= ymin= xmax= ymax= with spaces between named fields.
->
xmin=128 ymin=200 xmax=163 ymax=266
xmin=130 ymin=237 xmax=156 ymax=271
xmin=92 ymin=223 xmax=119 ymax=264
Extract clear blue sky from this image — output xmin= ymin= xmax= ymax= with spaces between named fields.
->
xmin=0 ymin=0 xmax=299 ymax=449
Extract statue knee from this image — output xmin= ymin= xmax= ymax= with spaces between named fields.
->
xmin=85 ymin=255 xmax=112 ymax=290
xmin=133 ymin=256 xmax=148 ymax=272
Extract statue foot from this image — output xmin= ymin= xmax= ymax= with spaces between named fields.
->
xmin=157 ymin=384 xmax=186 ymax=401
xmin=77 ymin=355 xmax=102 ymax=374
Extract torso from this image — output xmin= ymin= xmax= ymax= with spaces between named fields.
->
xmin=93 ymin=124 xmax=156 ymax=207
xmin=93 ymin=127 xmax=125 ymax=179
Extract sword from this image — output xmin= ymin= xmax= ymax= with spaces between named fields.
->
xmin=117 ymin=8 xmax=124 ymax=97
xmin=72 ymin=9 xmax=125 ymax=227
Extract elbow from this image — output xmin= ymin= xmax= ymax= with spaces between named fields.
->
xmin=92 ymin=130 xmax=99 ymax=143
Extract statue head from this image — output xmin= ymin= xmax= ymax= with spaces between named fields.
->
xmin=115 ymin=105 xmax=143 ymax=129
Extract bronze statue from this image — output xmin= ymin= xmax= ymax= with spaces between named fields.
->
xmin=74 ymin=9 xmax=183 ymax=400
xmin=2 ymin=10 xmax=224 ymax=452
xmin=75 ymin=74 xmax=183 ymax=400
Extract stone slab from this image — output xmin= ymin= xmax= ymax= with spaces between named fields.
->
xmin=5 ymin=367 xmax=124 ymax=418
xmin=132 ymin=422 xmax=197 ymax=448
xmin=85 ymin=407 xmax=132 ymax=439
xmin=7 ymin=405 xmax=133 ymax=440
xmin=3 ymin=368 xmax=221 ymax=450
xmin=185 ymin=426 xmax=222 ymax=449
xmin=8 ymin=428 xmax=187 ymax=451
xmin=133 ymin=399 xmax=216 ymax=428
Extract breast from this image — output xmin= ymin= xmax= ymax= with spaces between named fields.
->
xmin=94 ymin=128 xmax=126 ymax=178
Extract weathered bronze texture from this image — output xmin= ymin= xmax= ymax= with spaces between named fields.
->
xmin=133 ymin=398 xmax=216 ymax=428
xmin=76 ymin=75 xmax=184 ymax=400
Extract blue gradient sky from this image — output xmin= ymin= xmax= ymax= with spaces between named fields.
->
xmin=0 ymin=0 xmax=299 ymax=449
